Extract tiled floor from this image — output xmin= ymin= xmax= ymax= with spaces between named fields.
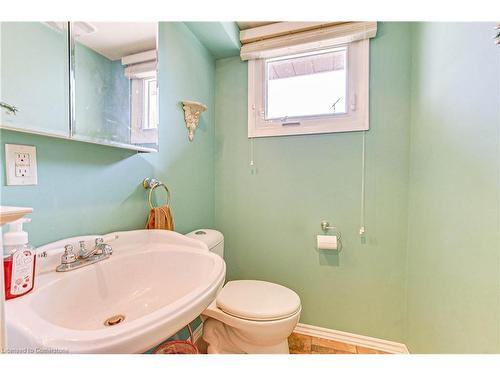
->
xmin=288 ymin=332 xmax=390 ymax=354
xmin=195 ymin=332 xmax=390 ymax=354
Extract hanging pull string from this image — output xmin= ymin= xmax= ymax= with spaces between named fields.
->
xmin=249 ymin=137 xmax=257 ymax=174
xmin=249 ymin=137 xmax=255 ymax=167
xmin=359 ymin=131 xmax=366 ymax=238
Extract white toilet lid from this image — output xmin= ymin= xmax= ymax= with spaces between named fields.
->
xmin=216 ymin=280 xmax=301 ymax=321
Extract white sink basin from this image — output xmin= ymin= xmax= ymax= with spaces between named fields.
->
xmin=5 ymin=230 xmax=225 ymax=353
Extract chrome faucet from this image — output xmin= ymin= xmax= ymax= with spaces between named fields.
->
xmin=79 ymin=238 xmax=113 ymax=259
xmin=56 ymin=237 xmax=113 ymax=272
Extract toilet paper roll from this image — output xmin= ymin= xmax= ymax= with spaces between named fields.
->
xmin=317 ymin=235 xmax=338 ymax=250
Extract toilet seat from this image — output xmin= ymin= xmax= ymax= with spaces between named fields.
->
xmin=216 ymin=280 xmax=301 ymax=321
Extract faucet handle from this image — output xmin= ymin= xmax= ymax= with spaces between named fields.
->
xmin=94 ymin=237 xmax=112 ymax=255
xmin=103 ymin=244 xmax=113 ymax=255
xmin=79 ymin=240 xmax=88 ymax=257
xmin=61 ymin=245 xmax=77 ymax=264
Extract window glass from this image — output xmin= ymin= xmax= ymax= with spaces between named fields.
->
xmin=143 ymin=78 xmax=157 ymax=129
xmin=265 ymin=47 xmax=347 ymax=119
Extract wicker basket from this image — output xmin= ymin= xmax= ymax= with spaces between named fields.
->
xmin=153 ymin=324 xmax=199 ymax=354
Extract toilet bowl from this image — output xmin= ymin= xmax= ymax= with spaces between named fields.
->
xmin=186 ymin=230 xmax=301 ymax=354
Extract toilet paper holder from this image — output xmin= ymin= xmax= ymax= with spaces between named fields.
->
xmin=319 ymin=221 xmax=343 ymax=251
xmin=320 ymin=221 xmax=336 ymax=232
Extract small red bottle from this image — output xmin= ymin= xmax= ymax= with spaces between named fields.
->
xmin=3 ymin=218 xmax=36 ymax=300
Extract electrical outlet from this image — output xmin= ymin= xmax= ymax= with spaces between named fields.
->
xmin=15 ymin=166 xmax=30 ymax=177
xmin=5 ymin=144 xmax=38 ymax=185
xmin=16 ymin=152 xmax=30 ymax=166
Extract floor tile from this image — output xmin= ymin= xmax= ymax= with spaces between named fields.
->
xmin=288 ymin=332 xmax=312 ymax=354
xmin=311 ymin=337 xmax=357 ymax=353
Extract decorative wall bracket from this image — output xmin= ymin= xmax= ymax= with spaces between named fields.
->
xmin=181 ymin=100 xmax=207 ymax=142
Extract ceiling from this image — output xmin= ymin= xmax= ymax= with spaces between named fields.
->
xmin=76 ymin=22 xmax=157 ymax=61
xmin=47 ymin=22 xmax=285 ymax=61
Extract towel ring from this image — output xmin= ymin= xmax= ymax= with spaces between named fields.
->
xmin=143 ymin=178 xmax=171 ymax=209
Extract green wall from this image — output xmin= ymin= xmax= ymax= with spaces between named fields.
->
xmin=185 ymin=22 xmax=240 ymax=58
xmin=213 ymin=22 xmax=500 ymax=353
xmin=214 ymin=22 xmax=413 ymax=342
xmin=406 ymin=22 xmax=500 ymax=353
xmin=1 ymin=22 xmax=216 ymax=246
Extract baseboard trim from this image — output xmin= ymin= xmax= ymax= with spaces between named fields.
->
xmin=191 ymin=321 xmax=409 ymax=354
xmin=294 ymin=323 xmax=410 ymax=354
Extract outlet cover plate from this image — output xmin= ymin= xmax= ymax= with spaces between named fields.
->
xmin=5 ymin=144 xmax=38 ymax=185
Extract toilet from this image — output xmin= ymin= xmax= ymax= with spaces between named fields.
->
xmin=186 ymin=229 xmax=301 ymax=354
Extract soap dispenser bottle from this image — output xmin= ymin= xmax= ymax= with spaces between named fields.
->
xmin=3 ymin=218 xmax=36 ymax=300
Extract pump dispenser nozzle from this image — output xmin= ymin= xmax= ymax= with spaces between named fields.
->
xmin=3 ymin=217 xmax=31 ymax=248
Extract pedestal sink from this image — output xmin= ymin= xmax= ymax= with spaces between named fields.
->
xmin=5 ymin=230 xmax=226 ymax=353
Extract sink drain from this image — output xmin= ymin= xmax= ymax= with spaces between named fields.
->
xmin=104 ymin=314 xmax=125 ymax=326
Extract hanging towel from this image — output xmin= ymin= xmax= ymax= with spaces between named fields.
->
xmin=145 ymin=205 xmax=174 ymax=231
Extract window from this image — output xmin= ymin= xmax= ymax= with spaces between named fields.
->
xmin=248 ymin=39 xmax=369 ymax=138
xmin=266 ymin=47 xmax=347 ymax=119
xmin=142 ymin=78 xmax=158 ymax=130
xmin=130 ymin=73 xmax=158 ymax=144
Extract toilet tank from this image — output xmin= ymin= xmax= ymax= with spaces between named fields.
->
xmin=186 ymin=229 xmax=224 ymax=258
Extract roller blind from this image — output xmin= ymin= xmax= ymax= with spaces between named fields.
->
xmin=240 ymin=21 xmax=377 ymax=61
xmin=124 ymin=61 xmax=156 ymax=79
xmin=122 ymin=49 xmax=157 ymax=79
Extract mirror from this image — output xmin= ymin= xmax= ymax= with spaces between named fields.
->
xmin=72 ymin=22 xmax=159 ymax=150
xmin=0 ymin=22 xmax=159 ymax=152
xmin=0 ymin=22 xmax=70 ymax=137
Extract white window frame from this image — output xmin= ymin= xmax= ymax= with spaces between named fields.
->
xmin=248 ymin=39 xmax=369 ymax=138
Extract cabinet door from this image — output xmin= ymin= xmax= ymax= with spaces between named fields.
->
xmin=0 ymin=22 xmax=69 ymax=137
